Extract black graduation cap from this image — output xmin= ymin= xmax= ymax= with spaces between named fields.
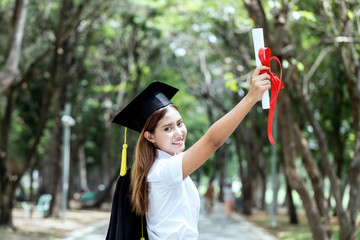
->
xmin=112 ymin=81 xmax=179 ymax=133
xmin=106 ymin=81 xmax=178 ymax=240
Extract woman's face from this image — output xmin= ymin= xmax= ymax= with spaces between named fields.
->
xmin=145 ymin=106 xmax=187 ymax=155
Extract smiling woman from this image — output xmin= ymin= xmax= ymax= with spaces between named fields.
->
xmin=107 ymin=70 xmax=270 ymax=240
xmin=144 ymin=106 xmax=187 ymax=155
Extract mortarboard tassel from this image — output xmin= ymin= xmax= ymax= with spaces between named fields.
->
xmin=140 ymin=215 xmax=145 ymax=240
xmin=120 ymin=127 xmax=128 ymax=176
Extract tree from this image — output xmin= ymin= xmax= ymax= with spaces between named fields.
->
xmin=242 ymin=0 xmax=360 ymax=239
xmin=0 ymin=0 xmax=28 ymax=227
xmin=0 ymin=0 xmax=112 ymax=226
xmin=320 ymin=1 xmax=360 ymax=239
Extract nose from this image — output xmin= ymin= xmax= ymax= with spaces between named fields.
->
xmin=174 ymin=126 xmax=183 ymax=137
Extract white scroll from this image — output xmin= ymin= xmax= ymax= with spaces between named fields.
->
xmin=252 ymin=28 xmax=270 ymax=109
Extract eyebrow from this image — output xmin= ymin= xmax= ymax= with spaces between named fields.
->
xmin=161 ymin=118 xmax=182 ymax=128
xmin=161 ymin=123 xmax=173 ymax=128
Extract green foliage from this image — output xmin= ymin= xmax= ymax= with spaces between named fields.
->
xmin=224 ymin=73 xmax=238 ymax=92
xmin=91 ymin=83 xmax=126 ymax=94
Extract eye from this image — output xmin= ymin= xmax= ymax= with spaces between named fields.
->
xmin=164 ymin=127 xmax=171 ymax=132
xmin=177 ymin=120 xmax=183 ymax=127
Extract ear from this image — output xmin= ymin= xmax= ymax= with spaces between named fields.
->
xmin=144 ymin=131 xmax=155 ymax=144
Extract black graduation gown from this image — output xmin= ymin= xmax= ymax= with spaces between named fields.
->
xmin=106 ymin=168 xmax=148 ymax=240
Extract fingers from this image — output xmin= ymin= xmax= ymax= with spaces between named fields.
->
xmin=253 ymin=78 xmax=271 ymax=90
xmin=261 ymin=80 xmax=271 ymax=89
xmin=252 ymin=65 xmax=270 ymax=76
xmin=252 ymin=66 xmax=271 ymax=83
xmin=256 ymin=73 xmax=271 ymax=81
xmin=251 ymin=66 xmax=271 ymax=93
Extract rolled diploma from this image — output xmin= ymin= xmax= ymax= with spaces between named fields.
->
xmin=252 ymin=28 xmax=270 ymax=109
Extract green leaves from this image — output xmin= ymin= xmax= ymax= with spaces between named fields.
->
xmin=296 ymin=62 xmax=305 ymax=72
xmin=91 ymin=83 xmax=126 ymax=93
xmin=347 ymin=11 xmax=354 ymax=20
xmin=292 ymin=10 xmax=317 ymax=22
xmin=224 ymin=72 xmax=238 ymax=92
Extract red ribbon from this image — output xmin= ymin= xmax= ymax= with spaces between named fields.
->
xmin=258 ymin=48 xmax=284 ymax=145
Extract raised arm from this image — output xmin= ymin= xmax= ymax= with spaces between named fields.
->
xmin=182 ymin=66 xmax=271 ymax=178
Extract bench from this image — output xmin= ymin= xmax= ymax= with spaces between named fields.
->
xmin=22 ymin=194 xmax=52 ymax=218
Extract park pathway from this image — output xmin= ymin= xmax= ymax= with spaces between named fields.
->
xmin=198 ymin=200 xmax=277 ymax=240
xmin=61 ymin=200 xmax=277 ymax=240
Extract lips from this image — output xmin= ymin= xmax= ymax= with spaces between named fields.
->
xmin=173 ymin=138 xmax=184 ymax=145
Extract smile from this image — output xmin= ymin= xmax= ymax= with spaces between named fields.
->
xmin=173 ymin=138 xmax=184 ymax=145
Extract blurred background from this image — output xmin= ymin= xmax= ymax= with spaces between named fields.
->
xmin=0 ymin=0 xmax=359 ymax=240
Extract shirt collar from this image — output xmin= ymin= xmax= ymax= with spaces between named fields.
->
xmin=156 ymin=149 xmax=172 ymax=159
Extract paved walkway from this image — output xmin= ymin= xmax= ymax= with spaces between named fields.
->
xmin=198 ymin=201 xmax=277 ymax=240
xmin=62 ymin=200 xmax=277 ymax=240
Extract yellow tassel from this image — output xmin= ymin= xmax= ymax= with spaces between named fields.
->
xmin=140 ymin=215 xmax=145 ymax=240
xmin=120 ymin=127 xmax=127 ymax=176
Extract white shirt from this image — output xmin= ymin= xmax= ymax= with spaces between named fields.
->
xmin=146 ymin=150 xmax=200 ymax=240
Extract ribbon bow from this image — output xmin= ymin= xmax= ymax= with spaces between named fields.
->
xmin=258 ymin=48 xmax=284 ymax=145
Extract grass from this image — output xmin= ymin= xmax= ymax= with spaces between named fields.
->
xmin=239 ymin=210 xmax=360 ymax=240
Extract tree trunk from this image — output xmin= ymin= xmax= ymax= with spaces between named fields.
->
xmin=48 ymin=99 xmax=64 ymax=217
xmin=217 ymin=146 xmax=226 ymax=202
xmin=78 ymin=144 xmax=88 ymax=191
xmin=258 ymin=163 xmax=267 ymax=211
xmin=101 ymin=98 xmax=112 ymax=185
xmin=232 ymin=119 xmax=259 ymax=215
xmin=240 ymin=134 xmax=257 ymax=215
xmin=0 ymin=179 xmax=12 ymax=227
xmin=233 ymin=129 xmax=244 ymax=209
xmin=0 ymin=179 xmax=20 ymax=227
xmin=0 ymin=88 xmax=17 ymax=227
xmin=285 ymin=179 xmax=298 ymax=224
xmin=0 ymin=0 xmax=28 ymax=95
xmin=339 ymin=44 xmax=360 ymax=240
xmin=241 ymin=175 xmax=252 ymax=215
xmin=332 ymin=72 xmax=345 ymax=179
xmin=293 ymin=123 xmax=331 ymax=230
xmin=48 ymin=0 xmax=76 ymax=217
xmin=278 ymin=91 xmax=331 ymax=240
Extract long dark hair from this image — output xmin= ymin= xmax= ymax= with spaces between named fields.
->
xmin=130 ymin=104 xmax=178 ymax=215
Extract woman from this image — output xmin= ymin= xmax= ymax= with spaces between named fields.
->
xmin=112 ymin=66 xmax=271 ymax=239
xmin=223 ymin=181 xmax=235 ymax=218
xmin=204 ymin=181 xmax=215 ymax=215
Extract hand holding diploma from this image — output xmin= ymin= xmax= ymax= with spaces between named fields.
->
xmin=252 ymin=28 xmax=270 ymax=109
xmin=248 ymin=66 xmax=271 ymax=102
xmin=251 ymin=28 xmax=284 ymax=145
